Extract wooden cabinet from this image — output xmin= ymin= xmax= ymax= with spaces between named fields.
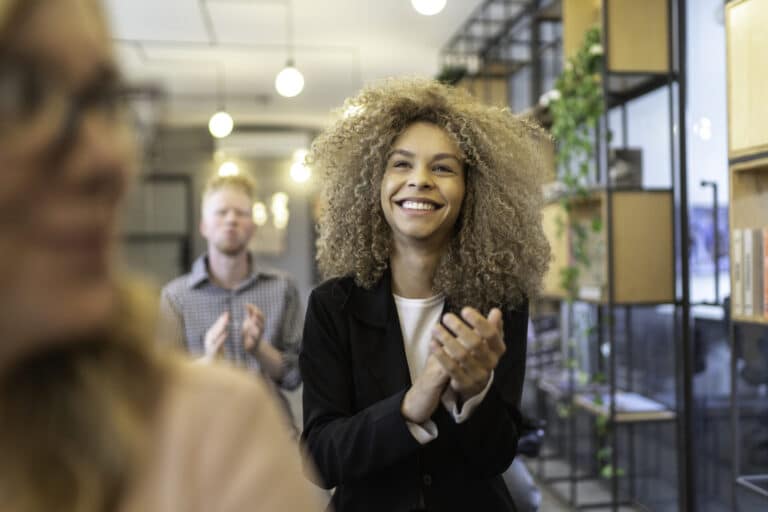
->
xmin=563 ymin=0 xmax=669 ymax=73
xmin=541 ymin=202 xmax=571 ymax=298
xmin=541 ymin=189 xmax=674 ymax=304
xmin=726 ymin=0 xmax=768 ymax=159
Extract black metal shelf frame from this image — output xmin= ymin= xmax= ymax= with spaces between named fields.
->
xmin=440 ymin=0 xmax=562 ymax=104
xmin=441 ymin=1 xmax=695 ymax=511
xmin=729 ymin=319 xmax=768 ymax=510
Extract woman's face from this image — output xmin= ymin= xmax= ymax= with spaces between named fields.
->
xmin=0 ymin=0 xmax=134 ymax=359
xmin=380 ymin=121 xmax=466 ymax=252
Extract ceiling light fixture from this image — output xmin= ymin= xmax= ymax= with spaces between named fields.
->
xmin=290 ymin=161 xmax=311 ymax=183
xmin=276 ymin=61 xmax=305 ymax=98
xmin=411 ymin=0 xmax=447 ymax=16
xmin=276 ymin=0 xmax=304 ymax=98
xmin=209 ymin=111 xmax=233 ymax=138
xmin=209 ymin=65 xmax=234 ymax=138
xmin=218 ymin=161 xmax=239 ymax=177
xmin=290 ymin=148 xmax=311 ymax=183
xmin=271 ymin=192 xmax=290 ymax=230
xmin=252 ymin=202 xmax=268 ymax=226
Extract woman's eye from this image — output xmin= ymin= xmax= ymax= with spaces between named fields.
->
xmin=434 ymin=165 xmax=454 ymax=174
xmin=393 ymin=160 xmax=410 ymax=168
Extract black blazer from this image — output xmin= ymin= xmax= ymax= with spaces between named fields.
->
xmin=299 ymin=273 xmax=528 ymax=512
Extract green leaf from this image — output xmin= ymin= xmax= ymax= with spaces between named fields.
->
xmin=600 ymin=465 xmax=625 ymax=479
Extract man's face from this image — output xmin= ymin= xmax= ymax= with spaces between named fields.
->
xmin=200 ymin=186 xmax=255 ymax=256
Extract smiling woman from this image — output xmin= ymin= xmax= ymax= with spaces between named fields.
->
xmin=311 ymin=78 xmax=550 ymax=310
xmin=300 ymin=78 xmax=551 ymax=512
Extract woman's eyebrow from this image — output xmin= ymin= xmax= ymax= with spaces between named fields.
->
xmin=430 ymin=153 xmax=461 ymax=164
xmin=386 ymin=148 xmax=415 ymax=160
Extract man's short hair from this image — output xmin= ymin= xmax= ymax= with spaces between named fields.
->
xmin=202 ymin=174 xmax=257 ymax=204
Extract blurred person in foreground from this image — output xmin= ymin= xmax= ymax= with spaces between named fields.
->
xmin=0 ymin=0 xmax=321 ymax=510
xmin=160 ymin=173 xmax=303 ymax=431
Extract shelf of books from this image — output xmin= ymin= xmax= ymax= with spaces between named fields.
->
xmin=729 ymin=157 xmax=768 ymax=324
xmin=726 ymin=3 xmax=768 ymax=510
xmin=540 ymin=189 xmax=674 ymax=304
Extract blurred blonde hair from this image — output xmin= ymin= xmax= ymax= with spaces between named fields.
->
xmin=0 ymin=281 xmax=168 ymax=511
xmin=203 ymin=173 xmax=257 ymax=204
xmin=310 ymin=78 xmax=551 ymax=311
xmin=0 ymin=2 xmax=10 ymax=28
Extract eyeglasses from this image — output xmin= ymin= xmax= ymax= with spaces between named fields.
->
xmin=0 ymin=54 xmax=160 ymax=157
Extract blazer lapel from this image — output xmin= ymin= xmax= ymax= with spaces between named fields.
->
xmin=348 ymin=272 xmax=412 ymax=396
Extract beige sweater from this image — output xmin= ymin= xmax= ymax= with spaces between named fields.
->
xmin=121 ymin=361 xmax=324 ymax=512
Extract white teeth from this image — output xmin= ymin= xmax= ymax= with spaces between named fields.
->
xmin=401 ymin=201 xmax=436 ymax=211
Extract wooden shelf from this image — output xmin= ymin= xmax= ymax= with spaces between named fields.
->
xmin=536 ymin=369 xmax=599 ymax=401
xmin=729 ymin=157 xmax=768 ymax=319
xmin=541 ymin=189 xmax=674 ymax=304
xmin=732 ymin=314 xmax=768 ymax=325
xmin=574 ymin=391 xmax=677 ymax=423
xmin=563 ymin=0 xmax=669 ymax=74
xmin=731 ymin=156 xmax=768 ymax=174
xmin=605 ymin=73 xmax=671 ymax=107
xmin=726 ymin=0 xmax=768 ymax=159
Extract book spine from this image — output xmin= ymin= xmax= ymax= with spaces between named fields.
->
xmin=744 ymin=229 xmax=754 ymax=316
xmin=764 ymin=227 xmax=768 ymax=317
xmin=756 ymin=228 xmax=765 ymax=318
xmin=733 ymin=229 xmax=743 ymax=316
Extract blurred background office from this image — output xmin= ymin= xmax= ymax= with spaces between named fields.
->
xmin=106 ymin=1 xmax=766 ymax=511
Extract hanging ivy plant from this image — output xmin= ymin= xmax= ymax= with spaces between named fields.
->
xmin=435 ymin=65 xmax=468 ymax=85
xmin=545 ymin=26 xmax=606 ymax=298
xmin=546 ymin=26 xmax=622 ymax=481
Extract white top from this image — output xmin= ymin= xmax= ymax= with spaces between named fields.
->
xmin=393 ymin=294 xmax=493 ymax=444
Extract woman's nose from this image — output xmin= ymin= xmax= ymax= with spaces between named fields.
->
xmin=57 ymin=110 xmax=132 ymax=201
xmin=407 ymin=163 xmax=434 ymax=189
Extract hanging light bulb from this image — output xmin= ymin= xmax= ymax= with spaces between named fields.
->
xmin=252 ymin=202 xmax=268 ymax=226
xmin=275 ymin=61 xmax=305 ymax=98
xmin=292 ymin=148 xmax=308 ymax=162
xmin=290 ymin=161 xmax=311 ymax=183
xmin=209 ymin=111 xmax=234 ymax=138
xmin=290 ymin=148 xmax=311 ymax=183
xmin=411 ymin=0 xmax=446 ymax=16
xmin=271 ymin=192 xmax=290 ymax=229
xmin=218 ymin=161 xmax=239 ymax=177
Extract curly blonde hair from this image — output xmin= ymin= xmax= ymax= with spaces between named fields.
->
xmin=310 ymin=78 xmax=551 ymax=310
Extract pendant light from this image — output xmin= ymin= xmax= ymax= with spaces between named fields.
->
xmin=275 ymin=0 xmax=304 ymax=98
xmin=209 ymin=65 xmax=234 ymax=138
xmin=411 ymin=0 xmax=447 ymax=16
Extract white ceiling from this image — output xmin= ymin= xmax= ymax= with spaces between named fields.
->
xmin=105 ymin=0 xmax=485 ymax=129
